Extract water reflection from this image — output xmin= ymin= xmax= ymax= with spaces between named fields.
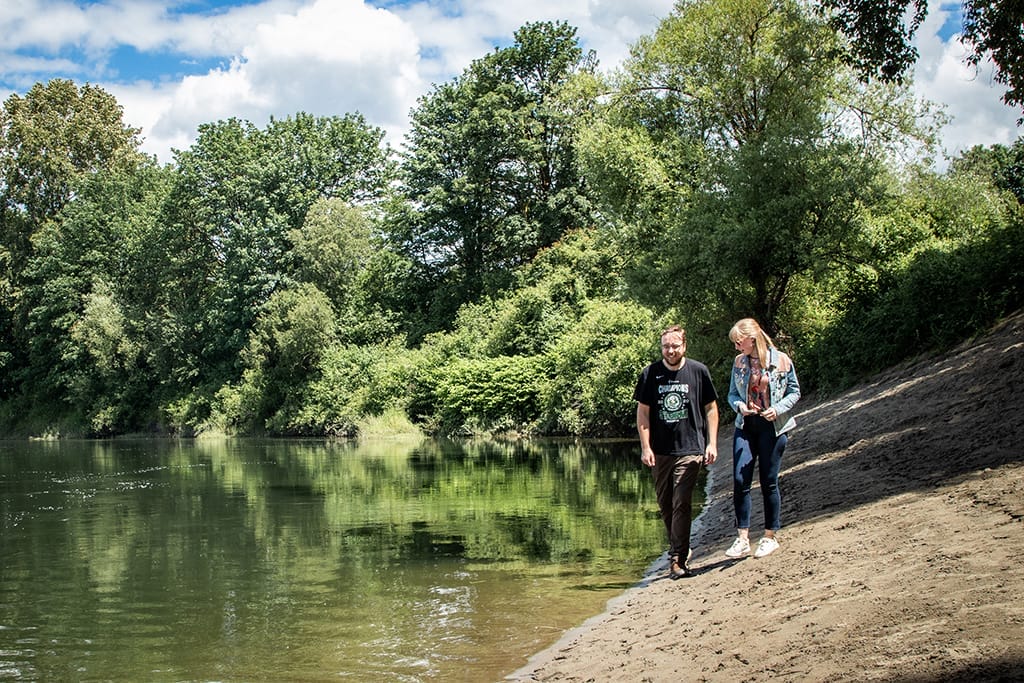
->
xmin=0 ymin=437 xmax=700 ymax=681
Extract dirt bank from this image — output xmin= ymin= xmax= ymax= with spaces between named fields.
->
xmin=510 ymin=311 xmax=1024 ymax=682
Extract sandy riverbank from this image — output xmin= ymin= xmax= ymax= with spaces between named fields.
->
xmin=509 ymin=311 xmax=1024 ymax=682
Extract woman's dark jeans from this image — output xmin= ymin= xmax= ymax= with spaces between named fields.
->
xmin=732 ymin=416 xmax=787 ymax=531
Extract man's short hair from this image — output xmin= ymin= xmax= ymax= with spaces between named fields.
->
xmin=661 ymin=325 xmax=686 ymax=343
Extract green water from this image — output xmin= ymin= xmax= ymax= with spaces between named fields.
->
xmin=0 ymin=437 xmax=691 ymax=681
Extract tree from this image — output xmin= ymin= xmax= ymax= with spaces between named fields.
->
xmin=949 ymin=137 xmax=1024 ymax=202
xmin=225 ymin=282 xmax=338 ymax=434
xmin=0 ymin=79 xmax=145 ymax=406
xmin=961 ymin=1 xmax=1024 ymax=112
xmin=0 ymin=80 xmax=143 ymax=231
xmin=156 ymin=113 xmax=393 ymax=413
xmin=819 ymin=0 xmax=1024 ymax=116
xmin=0 ymin=159 xmax=172 ymax=434
xmin=291 ymin=198 xmax=373 ymax=306
xmin=396 ymin=21 xmax=596 ymax=335
xmin=589 ymin=0 xmax=938 ymax=336
xmin=290 ymin=197 xmax=400 ymax=344
xmin=817 ymin=0 xmax=927 ymax=82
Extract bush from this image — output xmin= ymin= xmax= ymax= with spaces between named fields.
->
xmin=414 ymin=354 xmax=550 ymax=435
xmin=802 ymin=213 xmax=1024 ymax=392
xmin=539 ymin=300 xmax=658 ymax=436
xmin=286 ymin=339 xmax=418 ymax=437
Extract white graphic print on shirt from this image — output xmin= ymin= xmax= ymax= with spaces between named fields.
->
xmin=658 ymin=381 xmax=690 ymax=423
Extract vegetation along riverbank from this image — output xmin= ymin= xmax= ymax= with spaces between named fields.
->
xmin=2 ymin=1 xmax=1022 ymax=441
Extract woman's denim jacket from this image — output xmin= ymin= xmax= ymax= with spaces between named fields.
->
xmin=727 ymin=347 xmax=801 ymax=436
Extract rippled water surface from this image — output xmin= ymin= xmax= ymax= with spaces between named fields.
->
xmin=0 ymin=437 xmax=693 ymax=681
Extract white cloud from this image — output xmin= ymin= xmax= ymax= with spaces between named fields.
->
xmin=164 ymin=0 xmax=308 ymax=56
xmin=387 ymin=0 xmax=673 ymax=80
xmin=106 ymin=0 xmax=423 ymax=160
xmin=111 ymin=0 xmax=675 ymax=163
xmin=911 ymin=5 xmax=1020 ymax=161
xmin=583 ymin=0 xmax=676 ymax=68
xmin=0 ymin=2 xmax=92 ymax=51
xmin=241 ymin=0 xmax=422 ymax=124
xmin=4 ymin=0 xmax=1017 ymax=166
xmin=0 ymin=0 xmax=306 ymax=56
xmin=107 ymin=81 xmax=192 ymax=160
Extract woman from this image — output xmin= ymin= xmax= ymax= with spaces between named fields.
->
xmin=724 ymin=318 xmax=801 ymax=559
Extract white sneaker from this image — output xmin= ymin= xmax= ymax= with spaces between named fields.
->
xmin=725 ymin=537 xmax=750 ymax=558
xmin=754 ymin=536 xmax=779 ymax=558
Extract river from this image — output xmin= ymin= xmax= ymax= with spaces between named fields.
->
xmin=0 ymin=436 xmax=702 ymax=681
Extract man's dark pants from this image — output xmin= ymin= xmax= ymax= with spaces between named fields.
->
xmin=652 ymin=453 xmax=703 ymax=564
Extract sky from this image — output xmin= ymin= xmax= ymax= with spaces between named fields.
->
xmin=0 ymin=0 xmax=1020 ymax=165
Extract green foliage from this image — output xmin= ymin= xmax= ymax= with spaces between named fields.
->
xmin=962 ymin=0 xmax=1024 ymax=114
xmin=539 ymin=301 xmax=658 ymax=436
xmin=817 ymin=0 xmax=927 ymax=82
xmin=0 ymin=80 xmax=148 ymax=416
xmin=689 ymin=138 xmax=889 ymax=330
xmin=0 ymin=79 xmax=144 ymax=229
xmin=401 ymin=227 xmax=650 ymax=437
xmin=575 ymin=118 xmax=680 ymax=230
xmin=247 ymin=283 xmax=337 ymax=376
xmin=624 ymin=0 xmax=842 ymax=147
xmin=950 ymin=137 xmax=1024 ymax=203
xmin=820 ymin=0 xmax=1024 ymax=116
xmin=288 ymin=197 xmax=400 ymax=344
xmin=290 ymin=339 xmax=419 ymax=437
xmin=68 ymin=280 xmax=140 ymax=431
xmin=435 ymin=229 xmax=623 ymax=359
xmin=415 ymin=354 xmax=550 ymax=435
xmin=598 ymin=0 xmax=937 ymax=340
xmin=394 ymin=21 xmax=597 ymax=334
xmin=801 ymin=171 xmax=1024 ymax=392
xmin=354 ymin=408 xmax=422 ymax=439
xmin=158 ymin=113 xmax=393 ymax=411
xmin=1 ymin=14 xmax=1020 ymax=440
xmin=215 ymin=283 xmax=337 ymax=434
xmin=13 ymin=163 xmax=170 ymax=433
xmin=290 ymin=198 xmax=373 ymax=305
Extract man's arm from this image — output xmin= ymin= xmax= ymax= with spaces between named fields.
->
xmin=703 ymin=400 xmax=719 ymax=465
xmin=636 ymin=402 xmax=655 ymax=467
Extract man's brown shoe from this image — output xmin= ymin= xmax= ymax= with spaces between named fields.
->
xmin=669 ymin=560 xmax=693 ymax=580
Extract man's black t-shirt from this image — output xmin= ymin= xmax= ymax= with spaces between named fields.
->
xmin=634 ymin=359 xmax=718 ymax=456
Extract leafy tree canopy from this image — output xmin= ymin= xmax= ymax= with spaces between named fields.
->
xmin=396 ymin=20 xmax=597 ymax=334
xmin=0 ymin=79 xmax=144 ymax=229
xmin=592 ymin=0 xmax=939 ymax=336
xmin=819 ymin=0 xmax=1024 ymax=117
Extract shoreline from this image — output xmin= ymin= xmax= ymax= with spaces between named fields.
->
xmin=506 ymin=311 xmax=1024 ymax=682
xmin=507 ymin=430 xmax=730 ymax=682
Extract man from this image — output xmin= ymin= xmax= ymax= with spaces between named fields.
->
xmin=634 ymin=325 xmax=719 ymax=579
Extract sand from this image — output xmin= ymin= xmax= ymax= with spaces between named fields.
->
xmin=509 ymin=311 xmax=1024 ymax=682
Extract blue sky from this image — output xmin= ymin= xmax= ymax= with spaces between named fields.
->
xmin=1 ymin=0 xmax=1018 ymax=164
xmin=936 ymin=3 xmax=963 ymax=41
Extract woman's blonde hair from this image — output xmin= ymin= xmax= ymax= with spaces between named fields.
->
xmin=729 ymin=318 xmax=774 ymax=368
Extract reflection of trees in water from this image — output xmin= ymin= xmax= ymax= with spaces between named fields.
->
xmin=4 ymin=436 xmax=667 ymax=571
xmin=1 ymin=437 xmax=678 ymax=680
